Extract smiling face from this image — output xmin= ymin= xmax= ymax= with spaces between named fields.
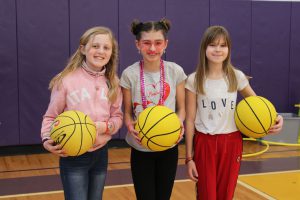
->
xmin=205 ymin=36 xmax=229 ymax=66
xmin=136 ymin=30 xmax=168 ymax=63
xmin=81 ymin=33 xmax=112 ymax=71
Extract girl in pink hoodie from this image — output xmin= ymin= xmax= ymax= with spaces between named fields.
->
xmin=41 ymin=26 xmax=123 ymax=200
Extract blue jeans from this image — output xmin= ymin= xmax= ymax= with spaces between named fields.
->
xmin=59 ymin=145 xmax=108 ymax=200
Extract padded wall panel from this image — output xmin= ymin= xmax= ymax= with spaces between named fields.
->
xmin=0 ymin=0 xmax=19 ymax=146
xmin=70 ymin=0 xmax=118 ymax=54
xmin=251 ymin=2 xmax=291 ymax=112
xmin=17 ymin=0 xmax=69 ymax=144
xmin=290 ymin=3 xmax=300 ymax=112
xmin=210 ymin=0 xmax=251 ymax=75
xmin=166 ymin=0 xmax=209 ymax=75
xmin=70 ymin=0 xmax=120 ymax=138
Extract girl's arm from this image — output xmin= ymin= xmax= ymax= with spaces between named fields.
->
xmin=41 ymin=85 xmax=67 ymax=157
xmin=175 ymin=80 xmax=186 ymax=143
xmin=41 ymin=85 xmax=67 ymax=140
xmin=239 ymin=84 xmax=256 ymax=98
xmin=107 ymin=86 xmax=123 ymax=135
xmin=176 ymin=81 xmax=186 ymax=122
xmin=122 ymin=87 xmax=139 ymax=140
xmin=185 ymin=89 xmax=198 ymax=182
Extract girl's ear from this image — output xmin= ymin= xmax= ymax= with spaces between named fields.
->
xmin=135 ymin=40 xmax=140 ymax=51
xmin=164 ymin=39 xmax=169 ymax=49
xmin=80 ymin=45 xmax=85 ymax=55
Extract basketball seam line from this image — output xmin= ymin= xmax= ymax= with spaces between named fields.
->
xmin=235 ymin=99 xmax=266 ymax=135
xmin=146 ymin=127 xmax=181 ymax=148
xmin=257 ymin=96 xmax=274 ymax=129
xmin=140 ymin=112 xmax=175 ymax=141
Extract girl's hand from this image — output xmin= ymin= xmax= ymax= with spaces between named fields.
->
xmin=176 ymin=121 xmax=185 ymax=144
xmin=268 ymin=114 xmax=283 ymax=134
xmin=95 ymin=121 xmax=107 ymax=135
xmin=43 ymin=139 xmax=68 ymax=157
xmin=126 ymin=121 xmax=141 ymax=144
xmin=187 ymin=160 xmax=198 ymax=182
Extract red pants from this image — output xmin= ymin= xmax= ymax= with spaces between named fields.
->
xmin=193 ymin=131 xmax=242 ymax=200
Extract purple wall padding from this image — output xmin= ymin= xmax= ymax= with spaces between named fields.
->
xmin=0 ymin=0 xmax=299 ymax=146
xmin=166 ymin=0 xmax=209 ymax=75
xmin=251 ymin=2 xmax=291 ymax=112
xmin=0 ymin=0 xmax=19 ymax=146
xmin=210 ymin=0 xmax=252 ymax=75
xmin=69 ymin=0 xmax=120 ymax=138
xmin=290 ymin=3 xmax=300 ymax=113
xmin=17 ymin=0 xmax=69 ymax=144
xmin=69 ymin=0 xmax=118 ymax=54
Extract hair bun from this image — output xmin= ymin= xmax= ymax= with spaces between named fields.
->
xmin=131 ymin=19 xmax=143 ymax=36
xmin=159 ymin=18 xmax=171 ymax=32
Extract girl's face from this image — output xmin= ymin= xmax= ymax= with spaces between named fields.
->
xmin=81 ymin=34 xmax=112 ymax=71
xmin=206 ymin=36 xmax=228 ymax=65
xmin=136 ymin=30 xmax=168 ymax=63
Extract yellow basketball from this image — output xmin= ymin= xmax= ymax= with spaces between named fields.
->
xmin=135 ymin=105 xmax=181 ymax=151
xmin=50 ymin=110 xmax=96 ymax=156
xmin=234 ymin=96 xmax=277 ymax=138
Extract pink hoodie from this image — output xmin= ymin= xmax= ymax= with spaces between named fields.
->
xmin=41 ymin=65 xmax=123 ymax=151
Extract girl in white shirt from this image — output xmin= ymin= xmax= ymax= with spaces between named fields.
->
xmin=185 ymin=25 xmax=283 ymax=200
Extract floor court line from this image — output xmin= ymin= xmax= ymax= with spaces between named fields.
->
xmin=0 ymin=179 xmax=193 ymax=199
xmin=237 ymin=180 xmax=276 ymax=200
xmin=239 ymin=169 xmax=300 ymax=177
xmin=0 ymin=191 xmax=63 ymax=199
xmin=238 ymin=170 xmax=300 ymax=200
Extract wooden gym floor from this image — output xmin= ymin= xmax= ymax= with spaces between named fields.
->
xmin=0 ymin=140 xmax=299 ymax=200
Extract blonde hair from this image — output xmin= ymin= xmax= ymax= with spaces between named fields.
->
xmin=49 ymin=26 xmax=119 ymax=102
xmin=195 ymin=25 xmax=237 ymax=94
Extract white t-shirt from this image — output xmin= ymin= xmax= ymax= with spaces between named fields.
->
xmin=185 ymin=69 xmax=249 ymax=135
xmin=120 ymin=60 xmax=187 ymax=151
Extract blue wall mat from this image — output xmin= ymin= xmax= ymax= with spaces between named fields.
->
xmin=0 ymin=0 xmax=19 ymax=146
xmin=166 ymin=0 xmax=209 ymax=75
xmin=251 ymin=1 xmax=291 ymax=112
xmin=290 ymin=3 xmax=300 ymax=113
xmin=17 ymin=0 xmax=69 ymax=144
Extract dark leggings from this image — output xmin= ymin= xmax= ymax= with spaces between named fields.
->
xmin=131 ymin=146 xmax=178 ymax=200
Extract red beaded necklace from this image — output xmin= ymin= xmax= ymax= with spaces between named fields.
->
xmin=139 ymin=59 xmax=165 ymax=109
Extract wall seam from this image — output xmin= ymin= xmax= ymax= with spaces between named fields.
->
xmin=250 ymin=0 xmax=253 ymax=77
xmin=209 ymin=0 xmax=211 ymax=26
xmin=288 ymin=2 xmax=292 ymax=111
xmin=68 ymin=0 xmax=71 ymax=56
xmin=15 ymin=0 xmax=20 ymax=144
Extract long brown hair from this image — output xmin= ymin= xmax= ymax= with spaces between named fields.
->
xmin=195 ymin=25 xmax=237 ymax=94
xmin=49 ymin=26 xmax=119 ymax=103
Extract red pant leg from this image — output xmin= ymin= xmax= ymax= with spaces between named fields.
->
xmin=216 ymin=132 xmax=242 ymax=200
xmin=193 ymin=131 xmax=242 ymax=200
xmin=193 ymin=132 xmax=217 ymax=200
